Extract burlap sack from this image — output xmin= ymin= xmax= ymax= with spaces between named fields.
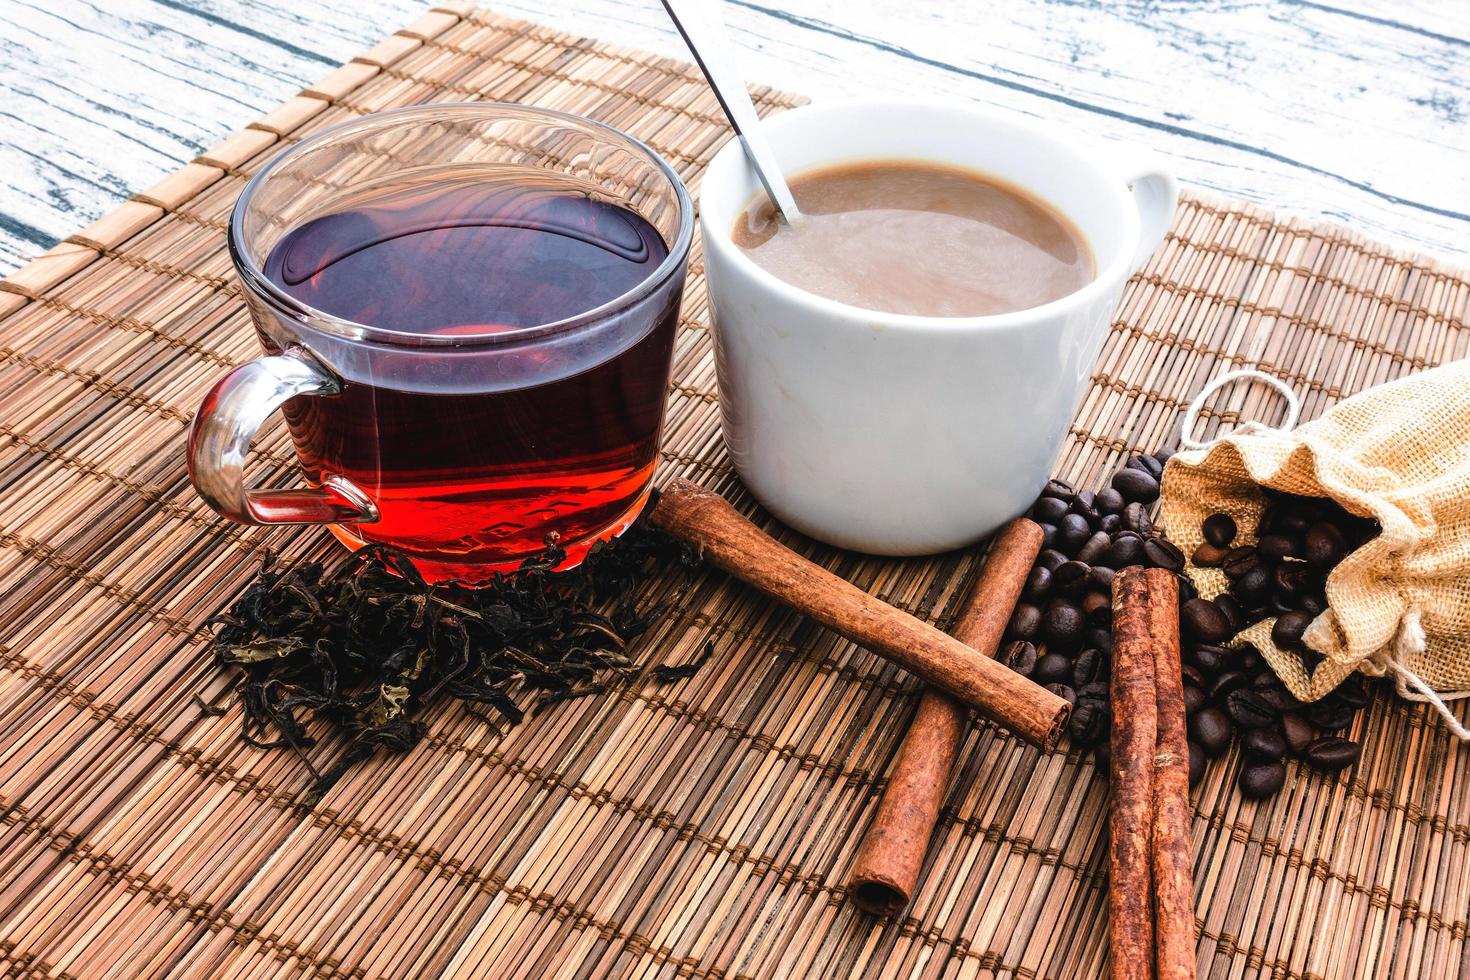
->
xmin=1159 ymin=361 xmax=1470 ymax=739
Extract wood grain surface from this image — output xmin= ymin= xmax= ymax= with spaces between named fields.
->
xmin=0 ymin=0 xmax=1467 ymax=278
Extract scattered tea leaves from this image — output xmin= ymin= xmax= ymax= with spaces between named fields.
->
xmin=210 ymin=512 xmax=702 ymax=804
xmin=191 ymin=694 xmax=227 ymax=717
xmin=650 ymin=640 xmax=715 ymax=682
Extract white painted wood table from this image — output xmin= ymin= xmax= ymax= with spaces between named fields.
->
xmin=1 ymin=0 xmax=1467 ymax=279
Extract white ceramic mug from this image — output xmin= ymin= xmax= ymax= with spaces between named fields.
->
xmin=700 ymin=99 xmax=1177 ymax=555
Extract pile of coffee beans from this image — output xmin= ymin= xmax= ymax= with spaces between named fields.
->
xmin=1192 ymin=490 xmax=1379 ymax=666
xmin=1003 ymin=454 xmax=1379 ymax=800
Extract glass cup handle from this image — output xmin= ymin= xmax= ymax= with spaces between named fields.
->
xmin=187 ymin=348 xmax=378 ymax=525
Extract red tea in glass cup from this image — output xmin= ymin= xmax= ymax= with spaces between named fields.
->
xmin=189 ymin=104 xmax=693 ymax=582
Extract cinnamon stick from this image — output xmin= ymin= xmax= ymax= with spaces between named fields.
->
xmin=848 ymin=518 xmax=1044 ymax=916
xmin=1109 ymin=566 xmax=1168 ymax=980
xmin=648 ymin=480 xmax=1069 ymax=749
xmin=1148 ymin=575 xmax=1196 ymax=980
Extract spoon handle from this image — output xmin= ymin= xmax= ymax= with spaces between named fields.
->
xmin=661 ymin=0 xmax=802 ymax=222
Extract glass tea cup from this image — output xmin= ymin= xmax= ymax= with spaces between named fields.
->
xmin=188 ymin=103 xmax=693 ymax=582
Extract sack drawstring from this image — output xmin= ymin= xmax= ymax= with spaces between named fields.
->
xmin=1179 ymin=369 xmax=1301 ymax=451
xmin=1386 ymin=610 xmax=1470 ymax=741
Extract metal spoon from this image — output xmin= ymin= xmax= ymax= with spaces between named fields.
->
xmin=660 ymin=0 xmax=802 ymax=223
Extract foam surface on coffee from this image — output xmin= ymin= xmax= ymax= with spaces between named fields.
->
xmin=732 ymin=159 xmax=1093 ymax=317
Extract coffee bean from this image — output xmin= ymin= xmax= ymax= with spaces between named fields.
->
xmin=1226 ymin=689 xmax=1277 ymax=728
xmin=1303 ymin=736 xmax=1361 ymax=772
xmin=1102 ymin=534 xmax=1144 ymax=569
xmin=1242 ymin=727 xmax=1287 ymax=760
xmin=1071 ymin=489 xmax=1097 ymax=518
xmin=1304 ymin=522 xmax=1347 ymax=568
xmin=1082 ymin=591 xmax=1112 ymax=627
xmin=1094 ymin=740 xmax=1111 ymax=771
xmin=1306 ymin=699 xmax=1353 ymax=732
xmin=1038 ymin=523 xmax=1059 ymax=549
xmin=1000 ymin=640 xmax=1038 ymax=677
xmin=1098 ymin=513 xmax=1123 ymax=535
xmin=1191 ymin=542 xmax=1229 ymax=567
xmin=1331 ymin=675 xmax=1370 ymax=709
xmin=1096 ymin=488 xmax=1125 ymax=515
xmin=1239 ymin=761 xmax=1286 ymax=799
xmin=1137 ymin=454 xmax=1166 ymax=478
xmin=1053 ymin=561 xmax=1091 ymax=597
xmin=1122 ymin=502 xmax=1154 ymax=536
xmin=1188 ymin=741 xmax=1205 ymax=787
xmin=1032 ymin=496 xmax=1070 ymax=524
xmin=1123 ymin=454 xmax=1154 ymax=474
xmin=1076 ymin=531 xmax=1111 ymax=565
xmin=1068 ymin=699 xmax=1107 ymax=745
xmin=1023 ymin=565 xmax=1053 ymax=603
xmin=1078 ymin=680 xmax=1110 ymax=702
xmin=1085 ymin=628 xmax=1113 ymax=653
xmin=1271 ymin=610 xmax=1312 ymax=650
xmin=1037 ymin=548 xmax=1068 ymax=572
xmin=1189 ymin=707 xmax=1232 ymax=757
xmin=1250 ymin=670 xmax=1280 ymax=691
xmin=1189 ymin=644 xmax=1232 ymax=677
xmin=1182 ymin=598 xmax=1232 ymax=644
xmin=1112 ymin=467 xmax=1160 ymax=503
xmin=1254 ymin=511 xmax=1274 ymax=536
xmin=1256 ymin=686 xmax=1302 ymax=714
xmin=1072 ymin=648 xmax=1105 ymax=687
xmin=1221 ymin=547 xmax=1257 ymax=578
xmin=1298 ymin=594 xmax=1326 ymax=617
xmin=1238 ymin=644 xmax=1264 ymax=672
xmin=1209 ymin=670 xmax=1249 ymax=702
xmin=1215 ymin=594 xmax=1244 ymax=632
xmin=1008 ymin=603 xmax=1042 ymax=641
xmin=1153 ymin=448 xmax=1175 ymax=467
xmin=1045 ymin=683 xmax=1077 ymax=707
xmin=1299 ymin=647 xmax=1325 ymax=673
xmin=1279 ymin=513 xmax=1314 ymax=540
xmin=1180 ymin=663 xmax=1205 ymax=689
xmin=1041 ymin=479 xmax=1076 ymax=501
xmin=1182 ymin=684 xmax=1205 ymax=714
xmin=1043 ymin=600 xmax=1086 ymax=650
xmin=1257 ymin=533 xmax=1300 ymax=561
xmin=1178 ymin=576 xmax=1199 ymax=602
xmin=1233 ymin=565 xmax=1272 ymax=603
xmin=1087 ymin=565 xmax=1115 ymax=593
xmin=1143 ymin=537 xmax=1185 ymax=572
xmin=1202 ymin=513 xmax=1237 ymax=547
xmin=1281 ymin=713 xmax=1314 ymax=755
xmin=1033 ymin=652 xmax=1073 ymax=685
xmin=1273 ymin=562 xmax=1314 ymax=595
xmin=1058 ymin=514 xmax=1093 ymax=554
xmin=1270 ymin=593 xmax=1298 ymax=616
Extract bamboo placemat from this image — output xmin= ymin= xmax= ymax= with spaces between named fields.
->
xmin=2 ymin=5 xmax=1468 ymax=978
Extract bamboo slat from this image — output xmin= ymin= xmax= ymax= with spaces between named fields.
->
xmin=1 ymin=6 xmax=1468 ymax=979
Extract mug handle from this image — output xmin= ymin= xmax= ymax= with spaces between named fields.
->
xmin=1119 ymin=158 xmax=1179 ymax=272
xmin=187 ymin=348 xmax=378 ymax=525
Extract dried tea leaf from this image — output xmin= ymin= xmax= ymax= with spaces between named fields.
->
xmin=209 ymin=505 xmax=704 ymax=802
xmin=650 ymin=640 xmax=715 ymax=682
xmin=191 ymin=694 xmax=227 ymax=717
xmin=367 ymin=684 xmax=411 ymax=727
xmin=218 ymin=636 xmax=307 ymax=664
